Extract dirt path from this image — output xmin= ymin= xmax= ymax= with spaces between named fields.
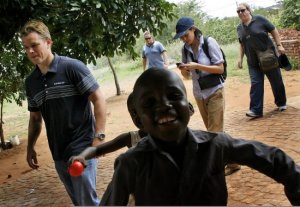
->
xmin=0 ymin=68 xmax=299 ymax=184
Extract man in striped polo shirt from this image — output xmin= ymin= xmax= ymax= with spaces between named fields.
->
xmin=20 ymin=19 xmax=106 ymax=206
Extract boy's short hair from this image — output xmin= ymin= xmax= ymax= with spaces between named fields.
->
xmin=132 ymin=68 xmax=187 ymax=105
xmin=20 ymin=19 xmax=51 ymax=40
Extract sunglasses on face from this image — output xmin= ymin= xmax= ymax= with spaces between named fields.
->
xmin=145 ymin=37 xmax=151 ymax=40
xmin=237 ymin=9 xmax=246 ymax=14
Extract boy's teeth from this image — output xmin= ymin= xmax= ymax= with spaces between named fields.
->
xmin=158 ymin=117 xmax=175 ymax=124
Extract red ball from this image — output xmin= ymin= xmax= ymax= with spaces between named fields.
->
xmin=68 ymin=161 xmax=84 ymax=177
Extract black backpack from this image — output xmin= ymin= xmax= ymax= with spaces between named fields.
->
xmin=183 ymin=36 xmax=227 ymax=87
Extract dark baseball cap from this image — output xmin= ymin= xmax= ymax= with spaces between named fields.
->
xmin=173 ymin=17 xmax=194 ymax=39
xmin=279 ymin=54 xmax=292 ymax=71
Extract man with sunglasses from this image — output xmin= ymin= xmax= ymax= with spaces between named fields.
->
xmin=142 ymin=31 xmax=169 ymax=70
xmin=236 ymin=3 xmax=287 ymax=118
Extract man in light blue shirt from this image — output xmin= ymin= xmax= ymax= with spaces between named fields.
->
xmin=142 ymin=31 xmax=169 ymax=70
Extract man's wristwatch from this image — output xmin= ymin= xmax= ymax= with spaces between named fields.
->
xmin=94 ymin=132 xmax=105 ymax=141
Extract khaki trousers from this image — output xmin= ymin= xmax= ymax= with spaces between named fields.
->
xmin=195 ymin=87 xmax=225 ymax=132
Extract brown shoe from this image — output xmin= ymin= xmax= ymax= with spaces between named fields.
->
xmin=225 ymin=164 xmax=241 ymax=176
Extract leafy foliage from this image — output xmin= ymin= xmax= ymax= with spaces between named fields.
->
xmin=0 ymin=0 xmax=176 ymax=147
xmin=0 ymin=33 xmax=30 ymax=148
xmin=280 ymin=0 xmax=300 ymax=30
xmin=202 ymin=17 xmax=240 ymax=45
xmin=0 ymin=34 xmax=30 ymax=105
xmin=43 ymin=0 xmax=175 ymax=64
xmin=1 ymin=0 xmax=176 ymax=63
xmin=0 ymin=0 xmax=53 ymax=45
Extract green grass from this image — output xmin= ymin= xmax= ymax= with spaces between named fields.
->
xmin=222 ymin=42 xmax=250 ymax=83
xmin=92 ymin=60 xmax=142 ymax=85
xmin=2 ymin=100 xmax=28 ymax=141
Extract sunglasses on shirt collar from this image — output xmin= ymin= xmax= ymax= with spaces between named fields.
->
xmin=237 ymin=9 xmax=246 ymax=14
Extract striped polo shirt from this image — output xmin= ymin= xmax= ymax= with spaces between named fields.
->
xmin=25 ymin=54 xmax=99 ymax=161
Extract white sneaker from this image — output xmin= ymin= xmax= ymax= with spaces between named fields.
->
xmin=278 ymin=105 xmax=287 ymax=112
xmin=246 ymin=111 xmax=262 ymax=118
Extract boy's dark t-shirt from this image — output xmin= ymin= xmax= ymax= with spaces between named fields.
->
xmin=101 ymin=129 xmax=300 ymax=205
xmin=153 ymin=136 xmax=187 ymax=170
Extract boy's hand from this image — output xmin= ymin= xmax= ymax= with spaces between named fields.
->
xmin=68 ymin=156 xmax=87 ymax=168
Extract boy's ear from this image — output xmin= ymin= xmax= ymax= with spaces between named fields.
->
xmin=130 ymin=109 xmax=144 ymax=129
xmin=133 ymin=115 xmax=144 ymax=129
xmin=189 ymin=102 xmax=195 ymax=116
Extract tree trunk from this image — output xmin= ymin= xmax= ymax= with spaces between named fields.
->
xmin=107 ymin=57 xmax=121 ymax=96
xmin=0 ymin=98 xmax=6 ymax=149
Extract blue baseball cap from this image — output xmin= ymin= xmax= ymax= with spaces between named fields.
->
xmin=173 ymin=17 xmax=194 ymax=39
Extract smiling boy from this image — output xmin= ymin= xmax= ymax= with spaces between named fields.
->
xmin=100 ymin=68 xmax=300 ymax=206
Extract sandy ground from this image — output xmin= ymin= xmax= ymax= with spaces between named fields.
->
xmin=0 ymin=68 xmax=299 ymax=184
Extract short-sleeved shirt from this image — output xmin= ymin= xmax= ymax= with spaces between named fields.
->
xmin=182 ymin=35 xmax=224 ymax=100
xmin=25 ymin=54 xmax=99 ymax=161
xmin=237 ymin=15 xmax=275 ymax=67
xmin=101 ymin=128 xmax=300 ymax=205
xmin=142 ymin=41 xmax=166 ymax=69
xmin=129 ymin=131 xmax=142 ymax=147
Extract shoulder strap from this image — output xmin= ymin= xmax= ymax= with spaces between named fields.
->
xmin=202 ymin=36 xmax=227 ymax=81
xmin=183 ymin=46 xmax=188 ymax=61
xmin=183 ymin=45 xmax=197 ymax=63
xmin=202 ymin=36 xmax=211 ymax=60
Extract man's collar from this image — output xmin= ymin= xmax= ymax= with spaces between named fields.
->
xmin=36 ymin=53 xmax=58 ymax=77
xmin=146 ymin=41 xmax=155 ymax=47
xmin=48 ymin=53 xmax=59 ymax=73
